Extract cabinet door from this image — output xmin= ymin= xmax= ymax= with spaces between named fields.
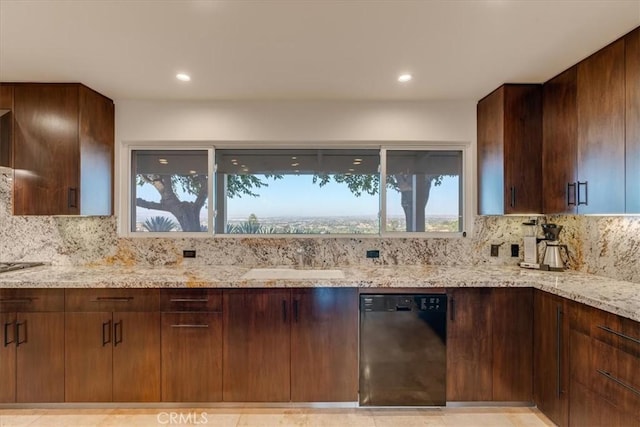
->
xmin=492 ymin=288 xmax=533 ymax=401
xmin=534 ymin=291 xmax=568 ymax=427
xmin=542 ymin=67 xmax=578 ymax=214
xmin=290 ymin=288 xmax=358 ymax=402
xmin=65 ymin=312 xmax=113 ymax=402
xmin=0 ymin=84 xmax=13 ymax=168
xmin=477 ymin=87 xmax=505 ymax=215
xmin=13 ymin=84 xmax=80 ymax=215
xmin=0 ymin=312 xmax=16 ymax=403
xmin=223 ymin=289 xmax=290 ymax=402
xmin=112 ymin=312 xmax=160 ymax=402
xmin=503 ymin=85 xmax=542 ymax=214
xmin=626 ymin=28 xmax=640 ymax=213
xmin=577 ymin=39 xmax=625 ymax=213
xmin=446 ymin=288 xmax=492 ymax=401
xmin=161 ymin=312 xmax=222 ymax=402
xmin=15 ymin=312 xmax=64 ymax=402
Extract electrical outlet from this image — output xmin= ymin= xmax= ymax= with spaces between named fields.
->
xmin=183 ymin=250 xmax=196 ymax=258
xmin=366 ymin=250 xmax=380 ymax=259
xmin=511 ymin=244 xmax=519 ymax=257
xmin=490 ymin=244 xmax=500 ymax=257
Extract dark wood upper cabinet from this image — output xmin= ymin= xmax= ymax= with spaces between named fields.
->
xmin=10 ymin=83 xmax=113 ymax=215
xmin=542 ymin=67 xmax=578 ymax=214
xmin=626 ymin=28 xmax=640 ymax=213
xmin=477 ymin=84 xmax=542 ymax=215
xmin=576 ymin=39 xmax=626 ymax=214
xmin=0 ymin=84 xmax=13 ymax=169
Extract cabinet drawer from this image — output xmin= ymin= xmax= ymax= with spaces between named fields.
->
xmin=0 ymin=289 xmax=64 ymax=312
xmin=65 ymin=289 xmax=160 ymax=312
xmin=160 ymin=289 xmax=222 ymax=312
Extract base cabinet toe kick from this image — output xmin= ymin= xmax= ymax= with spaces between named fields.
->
xmin=0 ymin=286 xmax=638 ymax=425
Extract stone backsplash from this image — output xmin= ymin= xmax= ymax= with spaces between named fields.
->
xmin=1 ymin=173 xmax=639 ymax=283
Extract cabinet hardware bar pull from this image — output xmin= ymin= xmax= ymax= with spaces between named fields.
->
xmin=293 ymin=299 xmax=299 ymax=323
xmin=597 ymin=325 xmax=640 ymax=345
xmin=113 ymin=320 xmax=122 ymax=346
xmin=0 ymin=298 xmax=33 ymax=304
xmin=3 ymin=322 xmax=14 ymax=347
xmin=169 ymin=298 xmax=209 ymax=302
xmin=597 ymin=370 xmax=640 ymax=397
xmin=102 ymin=320 xmax=112 ymax=346
xmin=556 ymin=306 xmax=563 ymax=397
xmin=450 ymin=297 xmax=455 ymax=321
xmin=577 ymin=181 xmax=588 ymax=206
xmin=282 ymin=300 xmax=287 ymax=322
xmin=68 ymin=187 xmax=78 ymax=209
xmin=92 ymin=297 xmax=134 ymax=302
xmin=567 ymin=182 xmax=577 ymax=206
xmin=510 ymin=187 xmax=516 ymax=208
xmin=170 ymin=324 xmax=209 ymax=328
xmin=16 ymin=321 xmax=27 ymax=347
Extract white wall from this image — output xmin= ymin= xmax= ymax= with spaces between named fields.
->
xmin=114 ymin=99 xmax=477 ymax=233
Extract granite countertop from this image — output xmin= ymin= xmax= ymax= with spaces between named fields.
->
xmin=0 ymin=264 xmax=638 ymax=322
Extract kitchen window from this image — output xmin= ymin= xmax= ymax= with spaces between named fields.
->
xmin=123 ymin=145 xmax=467 ymax=236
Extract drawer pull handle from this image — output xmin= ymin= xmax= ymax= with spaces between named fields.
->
xmin=170 ymin=324 xmax=209 ymax=328
xmin=169 ymin=298 xmax=209 ymax=302
xmin=597 ymin=325 xmax=640 ymax=345
xmin=597 ymin=370 xmax=640 ymax=397
xmin=92 ymin=297 xmax=134 ymax=302
xmin=0 ymin=298 xmax=34 ymax=304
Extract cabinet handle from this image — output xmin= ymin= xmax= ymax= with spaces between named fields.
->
xmin=577 ymin=181 xmax=588 ymax=206
xmin=170 ymin=324 xmax=209 ymax=328
xmin=16 ymin=320 xmax=27 ymax=347
xmin=567 ymin=182 xmax=577 ymax=206
xmin=0 ymin=298 xmax=34 ymax=304
xmin=556 ymin=306 xmax=564 ymax=397
xmin=282 ymin=300 xmax=287 ymax=322
xmin=3 ymin=322 xmax=14 ymax=347
xmin=68 ymin=187 xmax=78 ymax=209
xmin=92 ymin=297 xmax=134 ymax=302
xmin=169 ymin=298 xmax=209 ymax=302
xmin=102 ymin=320 xmax=112 ymax=346
xmin=597 ymin=370 xmax=640 ymax=397
xmin=597 ymin=325 xmax=640 ymax=346
xmin=113 ymin=320 xmax=122 ymax=346
xmin=293 ymin=299 xmax=299 ymax=323
xmin=449 ymin=297 xmax=455 ymax=321
xmin=510 ymin=186 xmax=516 ymax=208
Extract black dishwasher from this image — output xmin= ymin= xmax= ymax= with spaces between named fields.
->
xmin=359 ymin=294 xmax=447 ymax=406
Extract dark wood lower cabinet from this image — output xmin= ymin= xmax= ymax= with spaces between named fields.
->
xmin=65 ymin=311 xmax=160 ymax=402
xmin=534 ymin=290 xmax=569 ymax=427
xmin=447 ymin=288 xmax=493 ymax=401
xmin=223 ymin=289 xmax=291 ymax=402
xmin=290 ymin=288 xmax=358 ymax=402
xmin=0 ymin=311 xmax=64 ymax=403
xmin=161 ymin=312 xmax=222 ymax=402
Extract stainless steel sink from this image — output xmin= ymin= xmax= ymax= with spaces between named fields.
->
xmin=241 ymin=268 xmax=345 ymax=280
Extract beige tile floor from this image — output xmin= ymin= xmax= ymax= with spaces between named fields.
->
xmin=0 ymin=407 xmax=555 ymax=427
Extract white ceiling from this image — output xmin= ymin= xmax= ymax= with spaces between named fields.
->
xmin=1 ymin=0 xmax=639 ymax=102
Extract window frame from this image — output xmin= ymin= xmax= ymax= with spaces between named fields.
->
xmin=118 ymin=141 xmax=471 ymax=238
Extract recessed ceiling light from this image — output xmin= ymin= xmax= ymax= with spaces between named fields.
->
xmin=291 ymin=162 xmax=300 ymax=167
xmin=176 ymin=73 xmax=191 ymax=82
xmin=189 ymin=170 xmax=197 ymax=174
xmin=158 ymin=158 xmax=168 ymax=164
xmin=353 ymin=161 xmax=362 ymax=165
xmin=398 ymin=73 xmax=412 ymax=83
xmin=354 ymin=158 xmax=363 ymax=162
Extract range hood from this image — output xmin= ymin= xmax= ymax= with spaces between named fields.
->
xmin=0 ymin=109 xmax=12 ymax=173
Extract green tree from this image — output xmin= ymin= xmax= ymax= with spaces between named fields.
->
xmin=142 ymin=216 xmax=179 ymax=232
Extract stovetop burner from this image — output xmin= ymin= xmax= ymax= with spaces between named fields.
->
xmin=0 ymin=262 xmax=45 ymax=273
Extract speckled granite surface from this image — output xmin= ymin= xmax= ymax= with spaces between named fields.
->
xmin=0 ymin=264 xmax=638 ymax=322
